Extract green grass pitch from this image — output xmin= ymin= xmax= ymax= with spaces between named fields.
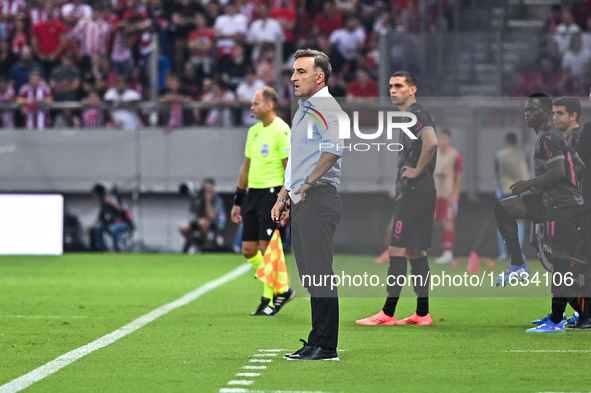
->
xmin=1 ymin=253 xmax=590 ymax=393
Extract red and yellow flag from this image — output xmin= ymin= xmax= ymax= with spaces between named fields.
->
xmin=256 ymin=229 xmax=289 ymax=295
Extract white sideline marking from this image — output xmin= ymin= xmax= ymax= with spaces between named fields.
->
xmin=228 ymin=380 xmax=255 ymax=386
xmin=236 ymin=373 xmax=260 ymax=377
xmin=0 ymin=263 xmax=252 ymax=393
xmin=249 ymin=359 xmax=272 ymax=363
xmin=257 ymin=349 xmax=284 ymax=352
xmin=507 ymin=350 xmax=591 ymax=353
xmin=253 ymin=353 xmax=278 ymax=357
xmin=243 ymin=366 xmax=267 ymax=370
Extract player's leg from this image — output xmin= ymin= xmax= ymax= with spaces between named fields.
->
xmin=241 ymin=191 xmax=274 ymax=315
xmin=256 ymin=188 xmax=296 ymax=313
xmin=571 ymin=210 xmax=591 ymax=328
xmin=356 ymin=196 xmax=415 ymax=325
xmin=356 ymin=244 xmax=405 ymax=325
xmin=397 ymin=191 xmax=435 ymax=324
xmin=494 ymin=194 xmax=539 ymax=286
xmin=287 ymin=186 xmax=341 ymax=358
xmin=527 ymin=206 xmax=581 ymax=332
xmin=376 ymin=216 xmax=393 ymax=263
xmin=396 ymin=248 xmax=433 ymax=325
xmin=435 ymin=198 xmax=454 ymax=264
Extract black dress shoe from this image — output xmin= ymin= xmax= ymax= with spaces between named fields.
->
xmin=569 ymin=317 xmax=591 ymax=330
xmin=286 ymin=346 xmax=339 ymax=361
xmin=284 ymin=339 xmax=310 ymax=358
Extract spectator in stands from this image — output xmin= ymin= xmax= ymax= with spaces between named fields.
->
xmin=254 ymin=44 xmax=276 ymax=87
xmin=278 ymin=68 xmax=294 ymax=121
xmin=313 ymin=1 xmax=344 ymax=37
xmin=236 ymin=0 xmax=257 ymax=23
xmin=127 ymin=65 xmax=146 ymax=98
xmin=545 ymin=4 xmax=562 ymax=33
xmin=214 ymin=2 xmax=248 ymax=58
xmin=187 ymin=12 xmax=215 ymax=77
xmin=143 ymin=45 xmax=172 ymax=91
xmin=159 ymin=73 xmax=193 ymax=130
xmin=270 ymin=0 xmax=296 ymax=57
xmin=54 ymin=108 xmax=81 ymax=128
xmin=0 ymin=74 xmax=15 ymax=128
xmin=50 ymin=53 xmax=81 ymax=126
xmin=329 ymin=15 xmax=366 ymax=78
xmin=28 ymin=0 xmax=52 ymax=28
xmin=82 ymin=53 xmax=117 ymax=98
xmin=179 ymin=178 xmax=227 ymax=254
xmin=17 ymin=68 xmax=53 ymax=130
xmin=203 ymin=0 xmax=223 ymax=26
xmin=0 ymin=38 xmax=18 ymax=77
xmin=9 ymin=46 xmax=41 ymax=92
xmin=8 ymin=16 xmax=27 ymax=55
xmin=310 ymin=34 xmax=332 ymax=58
xmin=327 ymin=73 xmax=347 ymax=97
xmin=31 ymin=3 xmax=66 ymax=75
xmin=346 ymin=67 xmax=378 ymax=100
xmin=0 ymin=0 xmax=26 ymax=39
xmin=553 ymin=10 xmax=581 ymax=54
xmin=61 ymin=0 xmax=93 ymax=30
xmin=219 ymin=43 xmax=250 ymax=91
xmin=335 ymin=0 xmax=359 ymax=17
xmin=103 ymin=75 xmax=142 ymax=130
xmin=180 ymin=61 xmax=201 ymax=100
xmin=561 ymin=34 xmax=591 ymax=94
xmin=80 ymin=89 xmax=103 ymax=128
xmin=236 ymin=66 xmax=265 ymax=126
xmin=248 ymin=2 xmax=283 ymax=61
xmin=359 ymin=0 xmax=384 ymax=32
xmin=515 ymin=58 xmax=564 ymax=98
xmin=49 ymin=53 xmax=81 ymax=103
xmin=110 ymin=18 xmax=134 ymax=77
xmin=582 ymin=16 xmax=591 ymax=54
xmin=201 ymin=77 xmax=235 ymax=127
xmin=166 ymin=10 xmax=195 ymax=73
xmin=72 ymin=4 xmax=111 ymax=76
xmin=294 ymin=0 xmax=314 ymax=43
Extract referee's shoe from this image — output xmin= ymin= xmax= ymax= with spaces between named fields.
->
xmin=274 ymin=287 xmax=296 ymax=314
xmin=251 ymin=297 xmax=276 ymax=316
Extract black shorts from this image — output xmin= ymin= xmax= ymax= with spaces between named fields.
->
xmin=242 ymin=186 xmax=282 ymax=242
xmin=389 ymin=190 xmax=436 ymax=251
xmin=524 ymin=192 xmax=583 ymax=253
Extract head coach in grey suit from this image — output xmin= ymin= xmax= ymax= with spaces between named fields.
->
xmin=271 ymin=48 xmax=346 ymax=361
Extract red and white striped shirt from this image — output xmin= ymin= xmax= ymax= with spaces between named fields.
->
xmin=18 ymin=82 xmax=52 ymax=129
xmin=28 ymin=7 xmax=61 ymax=27
xmin=0 ymin=0 xmax=25 ymax=36
xmin=83 ymin=108 xmax=101 ymax=128
xmin=73 ymin=17 xmax=112 ymax=56
xmin=1 ymin=0 xmax=26 ymax=18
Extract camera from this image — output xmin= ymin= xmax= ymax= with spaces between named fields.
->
xmin=179 ymin=182 xmax=199 ymax=197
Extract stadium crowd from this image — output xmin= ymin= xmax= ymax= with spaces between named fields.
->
xmin=514 ymin=3 xmax=591 ymax=97
xmin=0 ymin=0 xmax=455 ymax=129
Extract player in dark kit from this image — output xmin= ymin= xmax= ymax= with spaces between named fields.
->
xmin=356 ymin=71 xmax=438 ymax=326
xmin=552 ymin=97 xmax=582 ymax=149
xmin=494 ymin=93 xmax=585 ymax=333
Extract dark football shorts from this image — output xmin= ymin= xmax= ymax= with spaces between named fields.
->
xmin=523 ymin=192 xmax=583 ymax=253
xmin=390 ymin=190 xmax=437 ymax=250
xmin=242 ymin=186 xmax=282 ymax=242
